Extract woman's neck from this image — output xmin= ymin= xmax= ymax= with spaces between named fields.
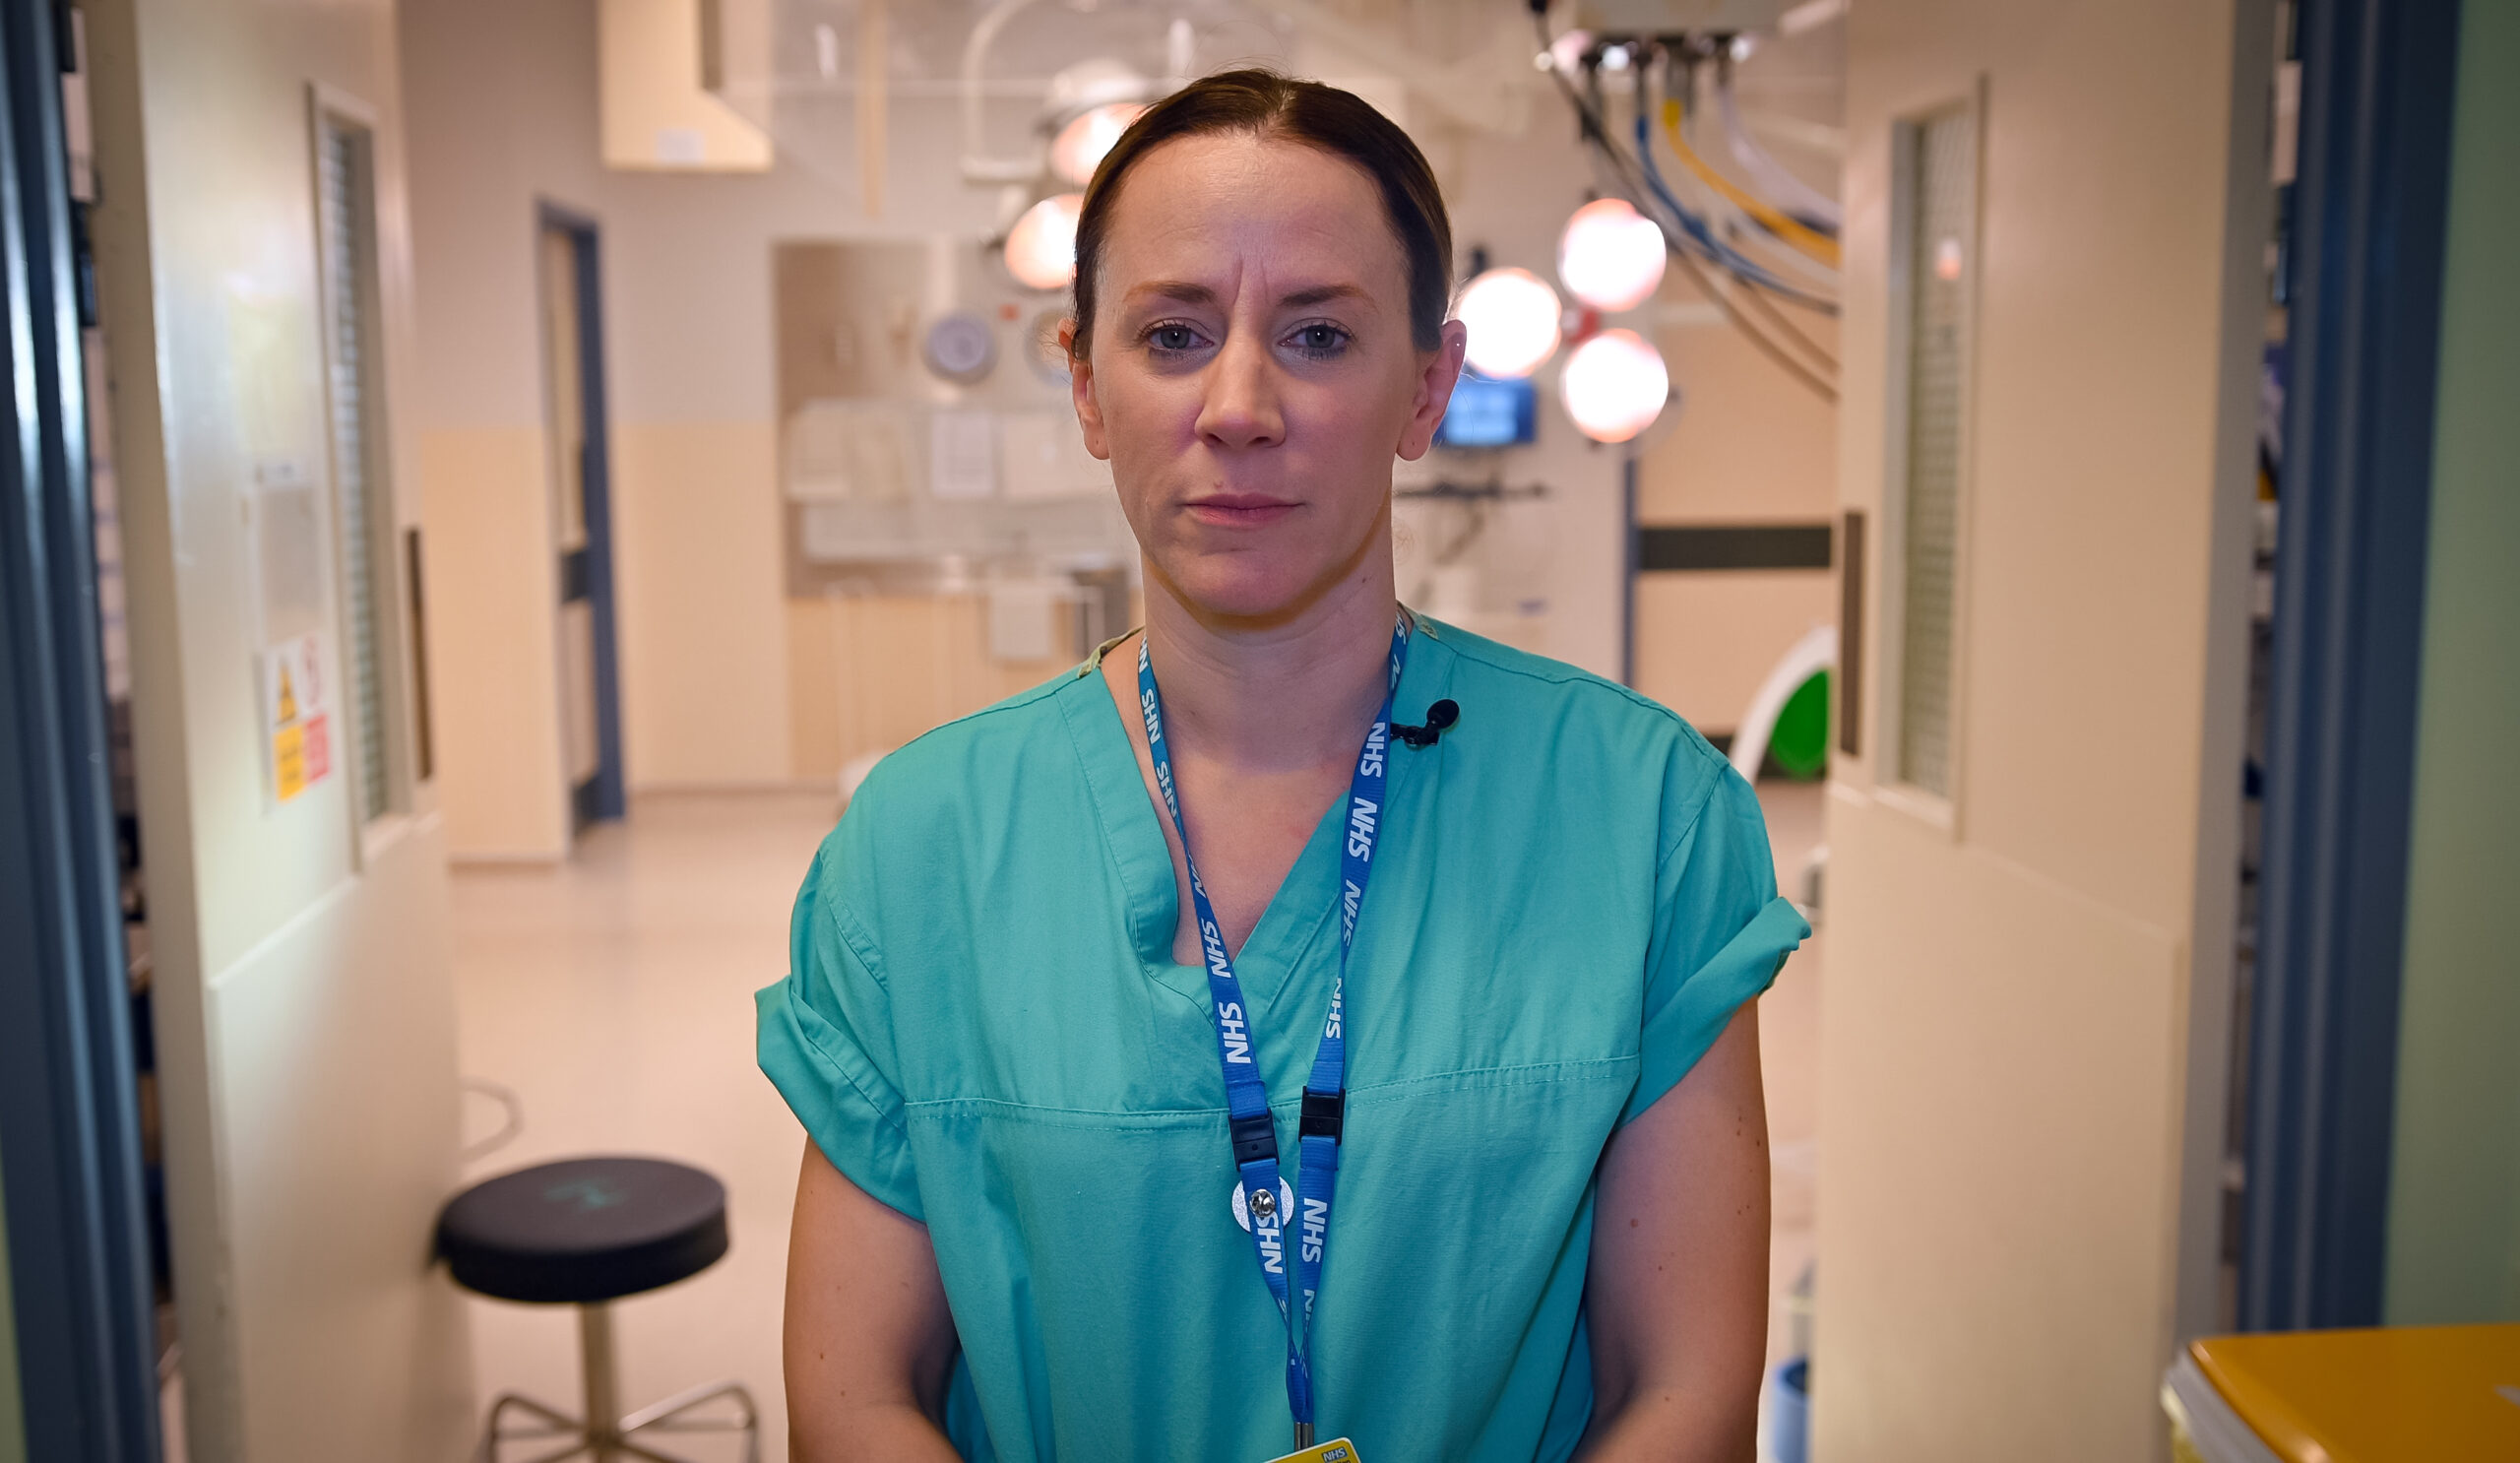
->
xmin=1140 ymin=560 xmax=1400 ymax=776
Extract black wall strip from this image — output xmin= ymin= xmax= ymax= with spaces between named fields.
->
xmin=1637 ymin=523 xmax=1835 ymax=572
xmin=1838 ymin=511 xmax=1864 ymax=757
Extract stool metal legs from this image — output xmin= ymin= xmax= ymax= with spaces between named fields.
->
xmin=475 ymin=1301 xmax=760 ymax=1463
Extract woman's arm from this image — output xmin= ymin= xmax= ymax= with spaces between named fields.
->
xmin=1577 ymin=1003 xmax=1771 ymax=1462
xmin=785 ymin=1140 xmax=965 ymax=1460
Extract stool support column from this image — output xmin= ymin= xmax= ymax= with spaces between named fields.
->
xmin=580 ymin=1303 xmax=623 ymax=1461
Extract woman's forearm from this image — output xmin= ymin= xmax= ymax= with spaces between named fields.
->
xmin=1573 ymin=1385 xmax=1754 ymax=1462
xmin=792 ymin=1402 xmax=963 ymax=1462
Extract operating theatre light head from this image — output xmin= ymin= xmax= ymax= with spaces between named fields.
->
xmin=1559 ymin=328 xmax=1670 ymax=443
xmin=1455 ymin=267 xmax=1563 ymax=380
xmin=1006 ymin=192 xmax=1084 ymax=290
xmin=1557 ymin=198 xmax=1667 ymax=313
xmin=1052 ymin=103 xmax=1146 ymax=187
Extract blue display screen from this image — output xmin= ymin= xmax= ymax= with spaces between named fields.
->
xmin=1434 ymin=374 xmax=1538 ymax=449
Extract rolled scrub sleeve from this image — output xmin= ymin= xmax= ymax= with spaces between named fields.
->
xmin=757 ymin=843 xmax=923 ymax=1220
xmin=1621 ymin=761 xmax=1812 ymax=1128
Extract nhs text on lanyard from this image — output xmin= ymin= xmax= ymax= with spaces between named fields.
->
xmin=1136 ymin=620 xmax=1407 ymax=1455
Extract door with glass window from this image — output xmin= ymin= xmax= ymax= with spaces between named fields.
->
xmin=539 ymin=214 xmax=624 ymax=830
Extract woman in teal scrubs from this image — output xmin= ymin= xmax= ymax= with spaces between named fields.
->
xmin=760 ymin=70 xmax=1806 ymax=1463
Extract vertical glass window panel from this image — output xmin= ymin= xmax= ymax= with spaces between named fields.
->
xmin=317 ymin=114 xmax=394 ymax=824
xmin=1895 ymin=108 xmax=1977 ymax=798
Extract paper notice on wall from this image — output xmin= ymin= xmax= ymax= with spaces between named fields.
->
xmin=263 ymin=632 xmax=332 ymax=803
xmin=999 ymin=410 xmax=1110 ymax=501
xmin=786 ymin=399 xmax=911 ymax=503
xmin=929 ymin=410 xmax=996 ymax=500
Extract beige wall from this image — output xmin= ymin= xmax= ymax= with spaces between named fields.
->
xmin=613 ymin=420 xmax=791 ymax=785
xmin=1815 ymin=0 xmax=2270 ymax=1458
xmin=1636 ymin=292 xmax=1840 ymax=733
xmin=85 ymin=0 xmax=474 ymax=1453
xmin=400 ymin=0 xmax=611 ymax=858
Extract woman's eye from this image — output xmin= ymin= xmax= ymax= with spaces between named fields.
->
xmin=1288 ymin=323 xmax=1350 ymax=356
xmin=1147 ymin=324 xmax=1203 ymax=352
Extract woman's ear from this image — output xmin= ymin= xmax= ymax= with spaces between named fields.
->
xmin=1063 ymin=318 xmax=1111 ymax=461
xmin=1395 ymin=319 xmax=1470 ymax=463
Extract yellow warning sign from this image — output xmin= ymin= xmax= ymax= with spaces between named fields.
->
xmin=263 ymin=634 xmax=331 ymax=804
xmin=273 ymin=713 xmax=330 ymax=801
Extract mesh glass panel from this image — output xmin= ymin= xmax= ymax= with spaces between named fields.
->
xmin=1896 ymin=109 xmax=1976 ymax=797
xmin=319 ymin=118 xmax=391 ymax=823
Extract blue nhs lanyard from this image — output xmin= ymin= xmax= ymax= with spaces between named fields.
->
xmin=1135 ymin=618 xmax=1408 ymax=1449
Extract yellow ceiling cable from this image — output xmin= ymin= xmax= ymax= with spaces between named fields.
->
xmin=1661 ymin=96 xmax=1841 ymax=269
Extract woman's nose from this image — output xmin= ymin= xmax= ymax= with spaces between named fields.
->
xmin=1195 ymin=332 xmax=1285 ymax=450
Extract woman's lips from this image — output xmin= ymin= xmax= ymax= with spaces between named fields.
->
xmin=1184 ymin=494 xmax=1299 ymax=528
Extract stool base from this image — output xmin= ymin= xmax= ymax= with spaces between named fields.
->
xmin=474 ymin=1302 xmax=758 ymax=1463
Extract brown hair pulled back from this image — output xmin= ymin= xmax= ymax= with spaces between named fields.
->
xmin=1069 ymin=69 xmax=1453 ymax=358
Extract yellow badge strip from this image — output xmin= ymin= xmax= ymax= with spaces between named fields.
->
xmin=1264 ymin=1439 xmax=1360 ymax=1463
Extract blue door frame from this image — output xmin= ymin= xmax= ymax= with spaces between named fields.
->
xmin=0 ymin=0 xmax=165 ymax=1456
xmin=540 ymin=204 xmax=626 ymax=826
xmin=2239 ymin=0 xmax=2464 ymax=1331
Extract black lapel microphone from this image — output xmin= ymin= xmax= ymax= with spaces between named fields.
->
xmin=1392 ymin=699 xmax=1459 ymax=748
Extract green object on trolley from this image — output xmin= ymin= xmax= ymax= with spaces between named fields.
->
xmin=1769 ymin=670 xmax=1830 ymax=781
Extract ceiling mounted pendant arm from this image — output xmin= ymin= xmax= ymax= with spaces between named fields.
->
xmin=961 ymin=0 xmax=1044 ymax=184
xmin=1714 ymin=60 xmax=1842 ymax=231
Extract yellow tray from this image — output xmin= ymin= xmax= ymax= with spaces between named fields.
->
xmin=2187 ymin=1323 xmax=2520 ymax=1461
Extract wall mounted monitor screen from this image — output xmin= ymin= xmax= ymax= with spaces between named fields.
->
xmin=1434 ymin=374 xmax=1538 ymax=449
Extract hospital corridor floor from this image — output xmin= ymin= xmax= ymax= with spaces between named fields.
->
xmin=444 ymin=784 xmax=1827 ymax=1458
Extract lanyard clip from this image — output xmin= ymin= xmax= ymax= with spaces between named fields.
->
xmin=1230 ymin=1110 xmax=1280 ymax=1166
xmin=1298 ymin=1087 xmax=1346 ymax=1144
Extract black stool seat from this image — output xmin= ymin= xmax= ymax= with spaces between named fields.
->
xmin=438 ymin=1156 xmax=727 ymax=1304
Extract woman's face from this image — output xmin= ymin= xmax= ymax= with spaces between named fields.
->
xmin=1069 ymin=132 xmax=1467 ymax=625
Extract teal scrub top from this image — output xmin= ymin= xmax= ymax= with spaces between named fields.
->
xmin=757 ymin=617 xmax=1808 ymax=1463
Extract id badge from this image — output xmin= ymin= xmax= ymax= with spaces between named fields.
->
xmin=1264 ymin=1440 xmax=1360 ymax=1463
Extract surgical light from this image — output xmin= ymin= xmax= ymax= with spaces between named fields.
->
xmin=1005 ymin=192 xmax=1083 ymax=290
xmin=1050 ymin=102 xmax=1143 ymax=186
xmin=1559 ymin=328 xmax=1670 ymax=443
xmin=1556 ymin=198 xmax=1667 ymax=313
xmin=1456 ymin=267 xmax=1563 ymax=380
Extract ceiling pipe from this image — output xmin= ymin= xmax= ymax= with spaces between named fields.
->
xmin=960 ymin=0 xmax=1044 ymax=183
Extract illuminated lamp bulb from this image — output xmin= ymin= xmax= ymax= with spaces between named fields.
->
xmin=1005 ymin=193 xmax=1083 ymax=290
xmin=1559 ymin=328 xmax=1670 ymax=443
xmin=1556 ymin=197 xmax=1667 ymax=312
xmin=1455 ymin=267 xmax=1563 ymax=379
xmin=1050 ymin=102 xmax=1144 ymax=186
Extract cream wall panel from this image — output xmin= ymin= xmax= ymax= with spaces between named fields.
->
xmin=1818 ymin=792 xmax=2184 ymax=1457
xmin=1818 ymin=0 xmax=2269 ymax=1455
xmin=1642 ymin=302 xmax=1839 ymax=524
xmin=212 ymin=829 xmax=472 ymax=1456
xmin=612 ymin=420 xmax=791 ymax=786
xmin=1633 ymin=572 xmax=1837 ymax=736
xmin=419 ymin=426 xmax=570 ymax=859
xmin=84 ymin=0 xmax=474 ymax=1454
